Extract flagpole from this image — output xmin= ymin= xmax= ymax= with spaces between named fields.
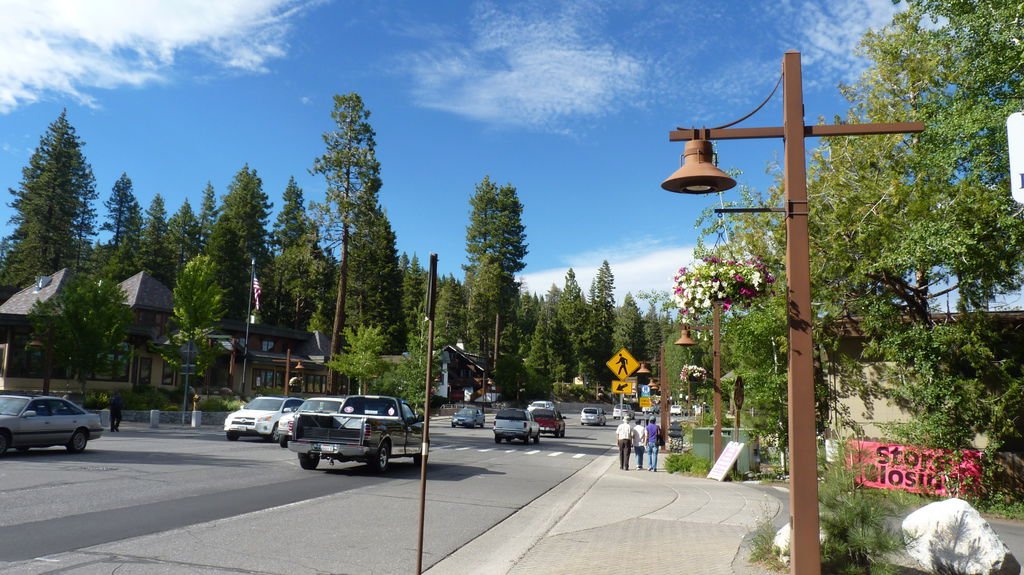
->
xmin=241 ymin=257 xmax=255 ymax=396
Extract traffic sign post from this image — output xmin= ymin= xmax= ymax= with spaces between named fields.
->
xmin=607 ymin=348 xmax=640 ymax=417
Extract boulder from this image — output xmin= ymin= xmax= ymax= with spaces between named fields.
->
xmin=902 ymin=498 xmax=1020 ymax=575
xmin=772 ymin=522 xmax=827 ymax=566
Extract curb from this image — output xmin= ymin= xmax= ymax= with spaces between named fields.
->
xmin=424 ymin=450 xmax=616 ymax=575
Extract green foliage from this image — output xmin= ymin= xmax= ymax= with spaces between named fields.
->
xmin=4 ymin=110 xmax=97 ymax=286
xmin=818 ymin=455 xmax=907 ymax=574
xmin=327 ymin=325 xmax=390 ymax=394
xmin=748 ymin=514 xmax=787 ymax=572
xmin=159 ymin=255 xmax=226 ymax=381
xmin=664 ymin=452 xmax=712 ymax=475
xmin=551 ymin=382 xmax=589 ymax=402
xmin=139 ymin=194 xmax=175 ymax=287
xmin=84 ymin=387 xmax=180 ymax=411
xmin=198 ymin=396 xmax=244 ymax=412
xmin=29 ymin=274 xmax=133 ymax=396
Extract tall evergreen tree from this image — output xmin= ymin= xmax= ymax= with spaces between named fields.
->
xmin=139 ymin=194 xmax=175 ymax=286
xmin=206 ymin=165 xmax=272 ymax=318
xmin=312 ymin=93 xmax=382 ymax=392
xmin=585 ymin=261 xmax=616 ymax=388
xmin=3 ymin=111 xmax=97 ymax=286
xmin=556 ymin=268 xmax=589 ymax=382
xmin=346 ymin=202 xmax=405 ymax=353
xmin=613 ymin=293 xmax=647 ymax=362
xmin=97 ymin=173 xmax=143 ymax=280
xmin=434 ymin=275 xmax=468 ymax=347
xmin=197 ymin=182 xmax=219 ymax=250
xmin=400 ymin=253 xmax=427 ymax=345
xmin=271 ymin=176 xmax=309 ymax=252
xmin=167 ymin=199 xmax=201 ymax=282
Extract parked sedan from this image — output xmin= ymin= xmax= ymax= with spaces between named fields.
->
xmin=0 ymin=394 xmax=103 ymax=455
xmin=580 ymin=407 xmax=606 ymax=426
xmin=532 ymin=408 xmax=565 ymax=437
xmin=451 ymin=407 xmax=486 ymax=428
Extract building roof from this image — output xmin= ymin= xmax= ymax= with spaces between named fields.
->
xmin=119 ymin=272 xmax=173 ymax=312
xmin=0 ymin=269 xmax=71 ymax=315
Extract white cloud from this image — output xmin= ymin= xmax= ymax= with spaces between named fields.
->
xmin=788 ymin=0 xmax=904 ymax=85
xmin=0 ymin=0 xmax=309 ymax=113
xmin=404 ymin=1 xmax=646 ymax=130
xmin=519 ymin=238 xmax=695 ymax=308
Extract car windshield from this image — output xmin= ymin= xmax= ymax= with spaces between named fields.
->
xmin=530 ymin=402 xmax=550 ymax=408
xmin=533 ymin=409 xmax=555 ymax=419
xmin=582 ymin=408 xmax=597 ymax=414
xmin=244 ymin=398 xmax=285 ymax=411
xmin=456 ymin=408 xmax=477 ymax=416
xmin=496 ymin=409 xmax=527 ymax=421
xmin=0 ymin=396 xmax=29 ymax=416
xmin=300 ymin=399 xmax=344 ymax=413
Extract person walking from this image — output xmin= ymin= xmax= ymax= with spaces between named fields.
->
xmin=109 ymin=391 xmax=123 ymax=432
xmin=615 ymin=416 xmax=633 ymax=470
xmin=632 ymin=417 xmax=647 ymax=470
xmin=645 ymin=417 xmax=661 ymax=472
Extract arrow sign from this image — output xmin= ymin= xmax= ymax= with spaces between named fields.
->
xmin=613 ymin=381 xmax=633 ymax=394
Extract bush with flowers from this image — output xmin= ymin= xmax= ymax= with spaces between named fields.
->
xmin=672 ymin=256 xmax=775 ymax=316
xmin=680 ymin=365 xmax=707 ymax=382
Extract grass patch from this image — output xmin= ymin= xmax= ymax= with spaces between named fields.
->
xmin=664 ymin=452 xmax=712 ymax=475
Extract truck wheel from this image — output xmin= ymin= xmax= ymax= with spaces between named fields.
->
xmin=278 ymin=436 xmax=289 ymax=448
xmin=298 ymin=453 xmax=320 ymax=470
xmin=412 ymin=453 xmax=423 ymax=466
xmin=533 ymin=432 xmax=540 ymax=444
xmin=368 ymin=440 xmax=390 ymax=473
xmin=494 ymin=435 xmax=502 ymax=444
xmin=226 ymin=431 xmax=239 ymax=441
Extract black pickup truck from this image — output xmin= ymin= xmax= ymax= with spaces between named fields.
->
xmin=288 ymin=395 xmax=423 ymax=473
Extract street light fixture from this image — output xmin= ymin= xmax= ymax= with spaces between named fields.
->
xmin=663 ymin=51 xmax=923 ymax=575
xmin=675 ymin=303 xmax=723 ymax=461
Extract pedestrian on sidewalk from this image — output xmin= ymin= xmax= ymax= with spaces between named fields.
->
xmin=616 ymin=416 xmax=633 ymax=470
xmin=631 ymin=417 xmax=647 ymax=470
xmin=109 ymin=391 xmax=123 ymax=432
xmin=645 ymin=417 xmax=661 ymax=471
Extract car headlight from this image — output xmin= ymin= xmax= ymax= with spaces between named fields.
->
xmin=258 ymin=414 xmax=273 ymax=422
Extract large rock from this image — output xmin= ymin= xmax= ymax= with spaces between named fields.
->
xmin=902 ymin=498 xmax=1021 ymax=575
xmin=771 ymin=522 xmax=827 ymax=566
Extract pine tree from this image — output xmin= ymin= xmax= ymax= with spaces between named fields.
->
xmin=613 ymin=293 xmax=648 ymax=361
xmin=401 ymin=253 xmax=427 ymax=345
xmin=139 ymin=194 xmax=176 ymax=286
xmin=346 ymin=202 xmax=404 ymax=353
xmin=206 ymin=165 xmax=272 ymax=318
xmin=197 ymin=182 xmax=219 ymax=251
xmin=3 ymin=111 xmax=97 ymax=286
xmin=97 ymin=172 xmax=143 ymax=281
xmin=556 ymin=268 xmax=589 ymax=381
xmin=434 ymin=275 xmax=468 ymax=347
xmin=272 ymin=176 xmax=309 ymax=252
xmin=167 ymin=199 xmax=201 ymax=282
xmin=312 ymin=93 xmax=381 ymax=392
xmin=585 ymin=261 xmax=616 ymax=387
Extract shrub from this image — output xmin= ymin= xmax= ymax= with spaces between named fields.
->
xmin=665 ymin=452 xmax=712 ymax=475
xmin=818 ymin=449 xmax=906 ymax=574
xmin=748 ymin=514 xmax=787 ymax=572
xmin=198 ymin=396 xmax=243 ymax=412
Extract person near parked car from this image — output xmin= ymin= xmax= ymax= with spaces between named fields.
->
xmin=615 ymin=416 xmax=633 ymax=470
xmin=631 ymin=417 xmax=647 ymax=470
xmin=109 ymin=391 xmax=123 ymax=432
xmin=645 ymin=417 xmax=661 ymax=472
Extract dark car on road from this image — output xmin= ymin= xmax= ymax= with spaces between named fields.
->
xmin=451 ymin=407 xmax=486 ymax=428
xmin=532 ymin=408 xmax=565 ymax=437
xmin=0 ymin=394 xmax=103 ymax=455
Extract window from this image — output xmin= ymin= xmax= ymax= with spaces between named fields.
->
xmin=255 ymin=368 xmax=281 ymax=388
xmin=261 ymin=339 xmax=275 ymax=352
xmin=161 ymin=364 xmax=176 ymax=386
xmin=137 ymin=357 xmax=152 ymax=386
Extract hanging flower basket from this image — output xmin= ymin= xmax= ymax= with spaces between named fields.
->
xmin=672 ymin=256 xmax=775 ymax=316
xmin=680 ymin=365 xmax=707 ymax=382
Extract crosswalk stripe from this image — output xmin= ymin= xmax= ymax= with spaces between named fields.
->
xmin=526 ymin=450 xmax=540 ymax=455
xmin=478 ymin=448 xmax=493 ymax=452
xmin=573 ymin=454 xmax=585 ymax=459
xmin=455 ymin=447 xmax=470 ymax=451
xmin=547 ymin=452 xmax=563 ymax=457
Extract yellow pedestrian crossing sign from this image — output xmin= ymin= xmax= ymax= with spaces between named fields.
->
xmin=606 ymin=347 xmax=639 ymax=379
xmin=612 ymin=381 xmax=633 ymax=395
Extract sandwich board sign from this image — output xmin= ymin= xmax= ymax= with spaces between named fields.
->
xmin=707 ymin=441 xmax=745 ymax=481
xmin=1008 ymin=112 xmax=1024 ymax=204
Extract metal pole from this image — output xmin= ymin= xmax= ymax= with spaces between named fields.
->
xmin=241 ymin=257 xmax=254 ymax=396
xmin=416 ymin=253 xmax=438 ymax=574
xmin=712 ymin=300 xmax=722 ymax=460
xmin=782 ymin=50 xmax=822 ymax=575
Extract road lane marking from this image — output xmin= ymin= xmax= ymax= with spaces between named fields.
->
xmin=573 ymin=454 xmax=585 ymax=459
xmin=478 ymin=448 xmax=493 ymax=452
xmin=547 ymin=452 xmax=563 ymax=457
xmin=526 ymin=450 xmax=540 ymax=455
xmin=455 ymin=447 xmax=470 ymax=451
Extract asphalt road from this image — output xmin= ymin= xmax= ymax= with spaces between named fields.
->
xmin=0 ymin=416 xmax=617 ymax=574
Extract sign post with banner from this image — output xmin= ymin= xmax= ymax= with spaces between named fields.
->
xmin=1008 ymin=112 xmax=1024 ymax=204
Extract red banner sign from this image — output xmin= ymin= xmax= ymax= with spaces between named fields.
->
xmin=848 ymin=440 xmax=982 ymax=496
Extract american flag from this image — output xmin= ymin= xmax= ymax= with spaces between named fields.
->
xmin=253 ymin=276 xmax=262 ymax=311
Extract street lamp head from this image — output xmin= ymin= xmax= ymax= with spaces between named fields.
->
xmin=636 ymin=362 xmax=651 ymax=375
xmin=661 ymin=140 xmax=736 ymax=194
xmin=674 ymin=328 xmax=697 ymax=347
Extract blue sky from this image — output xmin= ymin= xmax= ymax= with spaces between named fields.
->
xmin=0 ymin=0 xmax=904 ymax=304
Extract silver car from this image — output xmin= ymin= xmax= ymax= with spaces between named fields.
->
xmin=0 ymin=394 xmax=104 ymax=455
xmin=451 ymin=407 xmax=486 ymax=428
xmin=580 ymin=407 xmax=606 ymax=426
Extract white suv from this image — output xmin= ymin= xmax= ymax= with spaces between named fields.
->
xmin=224 ymin=396 xmax=303 ymax=442
xmin=527 ymin=400 xmax=555 ymax=412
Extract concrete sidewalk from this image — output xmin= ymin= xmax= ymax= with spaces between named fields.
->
xmin=426 ymin=452 xmax=784 ymax=575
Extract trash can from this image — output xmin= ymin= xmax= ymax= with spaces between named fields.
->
xmin=691 ymin=428 xmax=759 ymax=474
